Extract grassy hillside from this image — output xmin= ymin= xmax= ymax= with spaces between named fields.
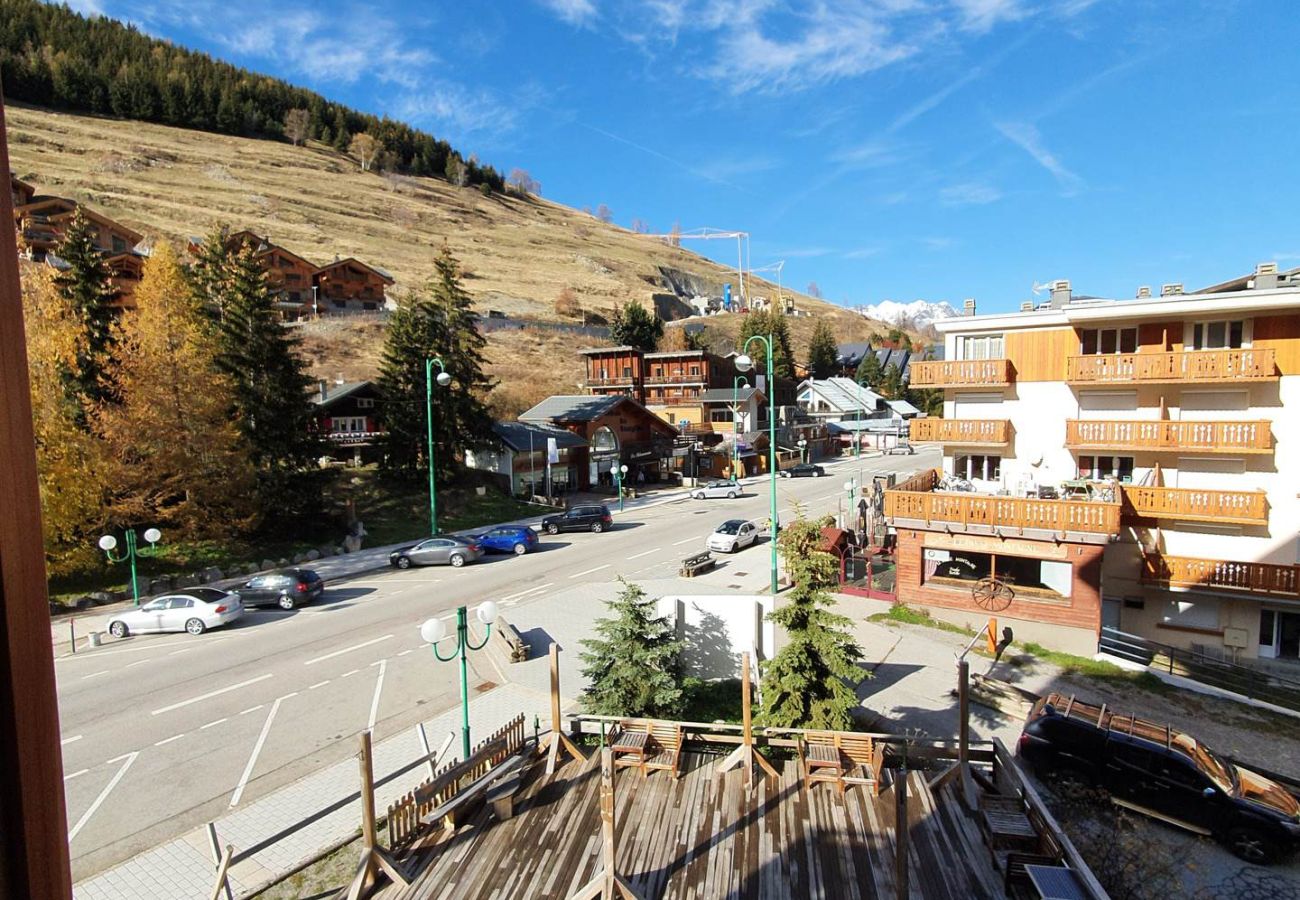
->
xmin=7 ymin=104 xmax=893 ymax=412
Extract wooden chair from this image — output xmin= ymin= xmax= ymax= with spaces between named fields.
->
xmin=798 ymin=731 xmax=885 ymax=796
xmin=609 ymin=720 xmax=683 ymax=778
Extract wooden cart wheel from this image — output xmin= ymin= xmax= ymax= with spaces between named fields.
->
xmin=972 ymin=576 xmax=1014 ymax=611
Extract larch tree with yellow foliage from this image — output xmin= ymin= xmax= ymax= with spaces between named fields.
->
xmin=96 ymin=242 xmax=258 ymax=536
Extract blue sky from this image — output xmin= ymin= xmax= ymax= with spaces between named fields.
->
xmin=71 ymin=0 xmax=1300 ymax=312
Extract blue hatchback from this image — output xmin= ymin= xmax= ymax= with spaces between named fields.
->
xmin=472 ymin=526 xmax=539 ymax=556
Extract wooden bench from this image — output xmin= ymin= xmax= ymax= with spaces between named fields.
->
xmin=609 ymin=720 xmax=683 ymax=778
xmin=418 ymin=750 xmax=525 ymax=831
xmin=486 ymin=769 xmax=523 ymax=821
xmin=980 ymin=794 xmax=1039 ymax=851
xmin=495 ymin=617 xmax=528 ymax=663
xmin=798 ymin=732 xmax=885 ymax=796
xmin=679 ymin=551 xmax=715 ymax=577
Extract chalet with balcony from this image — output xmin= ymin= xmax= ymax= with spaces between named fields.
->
xmin=519 ymin=394 xmax=680 ymax=489
xmin=464 ymin=421 xmax=588 ymax=497
xmin=579 ymin=346 xmax=645 ymax=401
xmin=311 ymin=380 xmax=384 ymax=463
xmin=13 ymin=196 xmax=142 ymax=261
xmin=10 ymin=172 xmax=35 ymax=208
xmin=104 ymin=251 xmax=146 ymax=309
xmin=892 ymin=267 xmax=1300 ymax=660
xmin=313 ymin=257 xmax=394 ymax=312
xmin=221 ymin=231 xmax=319 ymax=317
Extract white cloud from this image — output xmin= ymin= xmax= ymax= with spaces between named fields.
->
xmin=995 ymin=121 xmax=1083 ymax=193
xmin=950 ymin=0 xmax=1027 ymax=33
xmin=396 ymin=84 xmax=519 ymax=137
xmin=775 ymin=246 xmax=833 ymax=258
xmin=538 ymin=0 xmax=599 ymax=27
xmin=694 ymin=155 xmax=781 ymax=180
xmin=64 ymin=0 xmax=107 ymax=14
xmin=939 ymin=181 xmax=1002 ymax=205
xmin=844 ymin=246 xmax=884 ymax=259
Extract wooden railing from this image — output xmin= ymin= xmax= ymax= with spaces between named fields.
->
xmin=586 ymin=376 xmax=637 ymax=387
xmin=884 ymin=473 xmax=1121 ymax=535
xmin=1065 ymin=419 xmax=1273 ymax=453
xmin=1141 ymin=553 xmax=1300 ymax=598
xmin=1066 ymin=348 xmax=1277 ymax=384
xmin=1122 ymin=486 xmax=1268 ymax=525
xmin=909 ymin=418 xmax=1010 ymax=444
xmin=908 ymin=358 xmax=1013 ymax=388
xmin=646 ymin=374 xmax=706 ymax=385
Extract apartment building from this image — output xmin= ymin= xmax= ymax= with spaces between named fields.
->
xmin=886 ymin=266 xmax=1300 ymax=660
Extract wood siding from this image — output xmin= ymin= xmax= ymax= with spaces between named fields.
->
xmin=909 ymin=418 xmax=1010 ymax=445
xmin=1122 ymin=486 xmax=1268 ymax=526
xmin=1252 ymin=314 xmax=1300 ymax=376
xmin=1065 ymin=419 xmax=1273 ymax=453
xmin=1066 ymin=348 xmax=1277 ymax=383
xmin=1004 ymin=327 xmax=1075 ymax=382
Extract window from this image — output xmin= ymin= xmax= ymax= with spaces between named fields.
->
xmin=167 ymin=597 xmax=194 ymax=610
xmin=1191 ymin=319 xmax=1247 ymax=350
xmin=356 ymin=398 xmax=374 ymax=409
xmin=1079 ymin=327 xmax=1137 ymax=355
xmin=111 ymin=235 xmax=127 ymax=253
xmin=1159 ymin=597 xmax=1219 ymax=631
xmin=622 ymin=366 xmax=632 ymax=377
xmin=954 ymin=454 xmax=1001 ymax=480
xmin=922 ymin=548 xmax=1071 ymax=597
xmin=690 ymin=365 xmax=700 ymax=376
xmin=1077 ymin=455 xmax=1134 ymax=481
xmin=959 ymin=334 xmax=1004 ymax=360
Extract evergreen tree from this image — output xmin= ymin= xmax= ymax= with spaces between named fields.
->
xmin=609 ymin=299 xmax=663 ymax=352
xmin=51 ymin=207 xmax=116 ymax=408
xmin=806 ymin=318 xmax=839 ymax=379
xmin=880 ymin=363 xmax=905 ymax=399
xmin=758 ymin=514 xmax=865 ymax=729
xmin=737 ymin=308 xmax=795 ymax=380
xmin=579 ymin=579 xmax=683 ymax=717
xmin=855 ymin=349 xmax=883 ymax=391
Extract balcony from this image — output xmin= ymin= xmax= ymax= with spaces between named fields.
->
xmin=646 ymin=374 xmax=706 ymax=385
xmin=1066 ymin=348 xmax=1277 ymax=384
xmin=884 ymin=469 xmax=1121 ymax=537
xmin=1065 ymin=420 xmax=1273 ymax=454
xmin=1141 ymin=553 xmax=1300 ymax=599
xmin=908 ymin=359 xmax=1013 ymax=388
xmin=586 ymin=376 xmax=637 ymax=388
xmin=1122 ymin=486 xmax=1268 ymax=526
xmin=909 ymin=418 xmax=1010 ymax=445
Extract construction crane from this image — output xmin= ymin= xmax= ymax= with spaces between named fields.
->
xmin=639 ymin=227 xmax=750 ymax=307
xmin=748 ymin=261 xmax=786 ymax=311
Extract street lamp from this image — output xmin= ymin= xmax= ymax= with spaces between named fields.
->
xmin=736 ymin=338 xmax=779 ymax=595
xmin=732 ymin=374 xmax=749 ymax=480
xmin=98 ymin=527 xmax=162 ymax=606
xmin=797 ymin=438 xmax=808 ymax=464
xmin=855 ymin=377 xmax=865 ymax=459
xmin=425 ymin=357 xmax=452 ymax=535
xmin=421 ymin=601 xmax=498 ymax=760
xmin=614 ymin=464 xmax=628 ymax=512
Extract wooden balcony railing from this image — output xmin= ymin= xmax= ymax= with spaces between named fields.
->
xmin=884 ymin=469 xmax=1121 ymax=535
xmin=1065 ymin=420 xmax=1273 ymax=454
xmin=587 ymin=376 xmax=637 ymax=387
xmin=1122 ymin=486 xmax=1268 ymax=525
xmin=908 ymin=359 xmax=1013 ymax=388
xmin=646 ymin=374 xmax=706 ymax=385
xmin=909 ymin=418 xmax=1010 ymax=445
xmin=1141 ymin=553 xmax=1300 ymax=599
xmin=1066 ymin=348 xmax=1277 ymax=384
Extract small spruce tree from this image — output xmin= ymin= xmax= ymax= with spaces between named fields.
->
xmin=609 ymin=300 xmax=663 ymax=351
xmin=806 ymin=318 xmax=839 ymax=379
xmin=855 ymin=349 xmax=883 ymax=390
xmin=580 ymin=579 xmax=683 ymax=718
xmin=880 ymin=363 xmax=905 ymax=399
xmin=757 ymin=513 xmax=865 ymax=729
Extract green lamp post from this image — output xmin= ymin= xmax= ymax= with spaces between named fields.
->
xmin=735 ymin=336 xmax=780 ymax=595
xmin=614 ymin=463 xmax=628 ymax=512
xmin=98 ymin=527 xmax=162 ymax=606
xmin=421 ymin=601 xmax=498 ymax=760
xmin=731 ymin=374 xmax=749 ymax=480
xmin=425 ymin=357 xmax=452 ymax=535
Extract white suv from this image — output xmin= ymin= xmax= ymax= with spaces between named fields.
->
xmin=706 ymin=519 xmax=757 ymax=553
xmin=692 ymin=480 xmax=741 ymax=500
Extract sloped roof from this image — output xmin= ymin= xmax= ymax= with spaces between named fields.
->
xmin=578 ymin=346 xmax=638 ymax=355
xmin=314 ymin=257 xmax=395 ymax=283
xmin=312 ymin=381 xmax=374 ymax=407
xmin=836 ymin=342 xmax=873 ymax=366
xmin=492 ymin=421 xmax=586 ymax=452
xmin=887 ymin=399 xmax=921 ymax=416
xmin=519 ymin=394 xmax=623 ymax=422
xmin=797 ymin=377 xmax=884 ymax=413
xmin=698 ymin=387 xmax=764 ymax=404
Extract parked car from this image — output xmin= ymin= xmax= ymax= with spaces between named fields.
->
xmin=540 ymin=504 xmax=613 ymax=535
xmin=389 ymin=536 xmax=484 ymax=569
xmin=107 ymin=588 xmax=243 ymax=637
xmin=237 ymin=569 xmax=325 ymax=609
xmin=779 ymin=463 xmax=826 ymax=478
xmin=706 ymin=519 xmax=758 ymax=553
xmin=472 ymin=525 xmax=539 ymax=555
xmin=692 ymin=480 xmax=742 ymax=500
xmin=1018 ymin=692 xmax=1300 ymax=863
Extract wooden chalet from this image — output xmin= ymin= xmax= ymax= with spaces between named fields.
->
xmin=222 ymin=230 xmax=319 ymax=317
xmin=313 ymin=256 xmax=394 ymax=312
xmin=9 ymin=172 xmax=35 ymax=209
xmin=13 ymin=196 xmax=142 ymax=261
xmin=311 ymin=380 xmax=384 ymax=463
xmin=104 ymin=251 xmax=146 ymax=310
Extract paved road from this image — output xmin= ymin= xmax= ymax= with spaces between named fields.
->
xmin=56 ymin=449 xmax=938 ymax=880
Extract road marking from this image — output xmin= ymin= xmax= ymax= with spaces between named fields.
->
xmin=569 ymin=564 xmax=611 ymax=579
xmin=341 ymin=669 xmax=359 ymax=678
xmin=397 ymin=649 xmax=413 ymax=658
xmin=304 ymin=634 xmax=394 ymax=666
xmin=124 ymin=658 xmax=153 ymax=669
xmin=80 ymin=670 xmax=110 ymax=681
xmin=200 ymin=717 xmax=228 ymax=730
xmin=502 ymin=581 xmax=552 ymax=601
xmin=230 ymin=695 xmax=285 ymax=807
xmin=68 ymin=751 xmax=138 ymax=842
xmin=308 ymin=680 xmax=330 ymax=690
xmin=64 ymin=768 xmax=89 ymax=781
xmin=238 ymin=704 xmax=265 ymax=716
xmin=154 ymin=734 xmax=185 ymax=746
xmin=367 ymin=660 xmax=387 ymax=731
xmin=672 ymin=536 xmax=702 ymax=546
xmin=168 ymin=647 xmax=195 ymax=656
xmin=150 ymin=673 xmax=272 ymax=716
xmin=627 ymin=548 xmax=661 ymax=560
xmin=61 ymin=734 xmax=83 ymax=746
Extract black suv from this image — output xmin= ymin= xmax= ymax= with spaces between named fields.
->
xmin=1019 ymin=692 xmax=1300 ymax=863
xmin=237 ymin=569 xmax=325 ymax=610
xmin=541 ymin=504 xmax=613 ymax=535
xmin=779 ymin=463 xmax=826 ymax=478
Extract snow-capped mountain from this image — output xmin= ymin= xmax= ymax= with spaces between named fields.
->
xmin=860 ymin=299 xmax=960 ymax=329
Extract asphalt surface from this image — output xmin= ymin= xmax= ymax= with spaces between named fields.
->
xmin=56 ymin=449 xmax=939 ymax=880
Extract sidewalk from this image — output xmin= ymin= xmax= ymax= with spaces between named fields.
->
xmin=72 ymin=681 xmax=557 ymax=900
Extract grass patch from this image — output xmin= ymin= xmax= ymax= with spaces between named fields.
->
xmin=1011 ymin=641 xmax=1170 ymax=693
xmin=680 ymin=677 xmax=747 ymax=725
xmin=867 ymin=603 xmax=976 ymax=637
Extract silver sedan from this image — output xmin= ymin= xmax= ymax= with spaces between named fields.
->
xmin=106 ymin=588 xmax=244 ymax=637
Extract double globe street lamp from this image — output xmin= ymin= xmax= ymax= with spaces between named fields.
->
xmin=98 ymin=527 xmax=162 ymax=606
xmin=421 ymin=601 xmax=499 ymax=761
xmin=426 ymin=357 xmax=452 ymax=536
xmin=731 ymin=374 xmax=749 ymax=480
xmin=735 ymin=338 xmax=780 ymax=595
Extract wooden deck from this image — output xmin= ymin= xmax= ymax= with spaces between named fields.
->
xmin=382 ymin=750 xmax=1006 ymax=900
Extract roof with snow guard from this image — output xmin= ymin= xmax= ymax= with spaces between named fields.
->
xmin=797 ymin=377 xmax=885 ymax=414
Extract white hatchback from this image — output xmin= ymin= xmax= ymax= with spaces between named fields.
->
xmin=706 ymin=519 xmax=758 ymax=554
xmin=107 ymin=588 xmax=244 ymax=637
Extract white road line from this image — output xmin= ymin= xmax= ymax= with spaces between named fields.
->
xmin=672 ymin=536 xmax=702 ymax=546
xmin=238 ymin=704 xmax=265 ymax=716
xmin=304 ymin=634 xmax=394 ymax=666
xmin=150 ymin=673 xmax=272 ymax=716
xmin=124 ymin=658 xmax=153 ymax=669
xmin=627 ymin=548 xmax=662 ymax=560
xmin=397 ymin=649 xmax=413 ymax=658
xmin=200 ymin=717 xmax=228 ymax=730
xmin=79 ymin=670 xmax=110 ymax=681
xmin=569 ymin=564 xmax=611 ymax=579
xmin=308 ymin=680 xmax=330 ymax=690
xmin=64 ymin=768 xmax=89 ymax=781
xmin=230 ymin=695 xmax=285 ymax=807
xmin=61 ymin=734 xmax=83 ymax=746
xmin=341 ymin=669 xmax=359 ymax=678
xmin=154 ymin=734 xmax=185 ymax=746
xmin=68 ymin=751 xmax=138 ymax=842
xmin=367 ymin=660 xmax=387 ymax=732
xmin=168 ymin=647 xmax=195 ymax=656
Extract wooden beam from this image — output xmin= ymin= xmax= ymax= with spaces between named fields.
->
xmin=345 ymin=731 xmax=409 ymax=900
xmin=543 ymin=642 xmax=584 ymax=774
xmin=568 ymin=748 xmax=644 ymax=900
xmin=714 ymin=651 xmax=777 ymax=783
xmin=893 ymin=770 xmax=910 ymax=900
xmin=0 ymin=88 xmax=74 ymax=899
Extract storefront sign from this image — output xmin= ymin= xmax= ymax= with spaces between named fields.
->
xmin=922 ymin=532 xmax=1070 ymax=560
